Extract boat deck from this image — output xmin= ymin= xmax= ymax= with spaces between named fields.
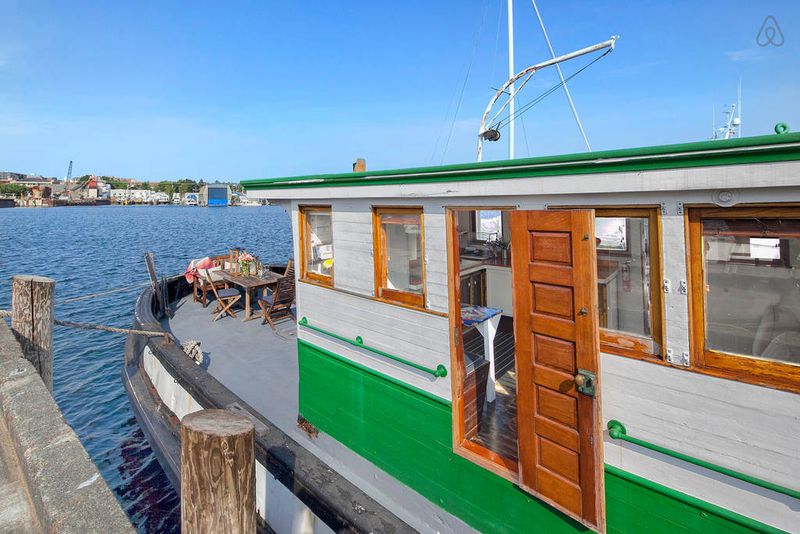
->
xmin=163 ymin=296 xmax=300 ymax=434
xmin=162 ymin=294 xmax=474 ymax=534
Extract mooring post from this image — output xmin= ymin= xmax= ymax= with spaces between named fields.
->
xmin=11 ymin=275 xmax=55 ymax=391
xmin=181 ymin=409 xmax=256 ymax=533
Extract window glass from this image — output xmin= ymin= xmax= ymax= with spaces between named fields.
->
xmin=304 ymin=209 xmax=333 ymax=278
xmin=381 ymin=212 xmax=423 ymax=294
xmin=476 ymin=210 xmax=502 ymax=241
xmin=596 ymin=216 xmax=653 ymax=340
xmin=703 ymin=218 xmax=800 ymax=366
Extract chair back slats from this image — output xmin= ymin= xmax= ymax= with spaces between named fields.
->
xmin=284 ymin=259 xmax=295 ymax=280
xmin=273 ymin=276 xmax=295 ymax=305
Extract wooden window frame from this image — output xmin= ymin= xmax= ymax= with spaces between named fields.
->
xmin=372 ymin=207 xmax=426 ymax=310
xmin=687 ymin=206 xmax=800 ymax=394
xmin=299 ymin=205 xmax=334 ymax=287
xmin=445 ymin=207 xmax=520 ymax=482
xmin=594 ymin=207 xmax=665 ymax=362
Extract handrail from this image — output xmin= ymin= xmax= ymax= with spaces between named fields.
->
xmin=298 ymin=317 xmax=447 ymax=378
xmin=607 ymin=420 xmax=800 ymax=500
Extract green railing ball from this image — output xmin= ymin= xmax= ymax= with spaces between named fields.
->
xmin=775 ymin=122 xmax=790 ymax=135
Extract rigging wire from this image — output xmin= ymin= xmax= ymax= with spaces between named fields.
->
xmin=519 ymin=113 xmax=532 ymax=157
xmin=530 ymin=0 xmax=592 ymax=151
xmin=492 ymin=48 xmax=611 ymax=131
xmin=441 ymin=0 xmax=491 ymax=163
xmin=489 ymin=0 xmax=504 ymax=86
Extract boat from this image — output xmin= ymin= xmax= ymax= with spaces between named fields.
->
xmin=124 ymin=128 xmax=800 ymax=533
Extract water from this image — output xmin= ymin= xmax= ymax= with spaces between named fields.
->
xmin=0 ymin=205 xmax=293 ymax=533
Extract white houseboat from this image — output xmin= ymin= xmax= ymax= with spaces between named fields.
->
xmin=125 ymin=129 xmax=800 ymax=533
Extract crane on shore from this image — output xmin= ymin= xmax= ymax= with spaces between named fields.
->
xmin=63 ymin=161 xmax=73 ymax=200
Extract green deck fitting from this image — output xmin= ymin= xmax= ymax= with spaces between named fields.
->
xmin=298 ymin=316 xmax=447 ymax=378
xmin=607 ymin=420 xmax=800 ymax=501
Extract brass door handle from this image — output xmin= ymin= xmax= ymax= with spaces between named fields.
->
xmin=574 ymin=374 xmax=587 ymax=387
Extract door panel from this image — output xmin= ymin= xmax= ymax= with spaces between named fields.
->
xmin=510 ymin=209 xmax=604 ymax=531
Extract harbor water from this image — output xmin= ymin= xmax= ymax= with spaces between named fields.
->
xmin=0 ymin=205 xmax=292 ymax=532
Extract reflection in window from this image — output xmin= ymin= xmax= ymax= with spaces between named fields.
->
xmin=476 ymin=210 xmax=503 ymax=241
xmin=703 ymin=218 xmax=800 ymax=365
xmin=375 ymin=209 xmax=425 ymax=307
xmin=303 ymin=208 xmax=333 ymax=281
xmin=596 ymin=216 xmax=655 ymax=347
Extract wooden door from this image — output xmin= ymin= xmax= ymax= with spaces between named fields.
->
xmin=510 ymin=210 xmax=604 ymax=531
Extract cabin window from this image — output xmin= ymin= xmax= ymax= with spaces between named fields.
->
xmin=689 ymin=207 xmax=800 ymax=392
xmin=373 ymin=207 xmax=425 ymax=308
xmin=299 ymin=206 xmax=334 ymax=286
xmin=595 ymin=208 xmax=663 ymax=359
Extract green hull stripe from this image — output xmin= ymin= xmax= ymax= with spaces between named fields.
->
xmin=297 ymin=338 xmax=451 ymax=407
xmin=605 ymin=465 xmax=785 ymax=534
xmin=299 ymin=340 xmax=784 ymax=533
xmin=243 ymin=133 xmax=800 ymax=190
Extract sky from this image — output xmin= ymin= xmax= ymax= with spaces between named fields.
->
xmin=0 ymin=1 xmax=798 ymax=181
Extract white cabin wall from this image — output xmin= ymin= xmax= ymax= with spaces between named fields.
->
xmin=601 ymin=354 xmax=800 ymax=532
xmin=297 ymin=281 xmax=452 ymax=399
xmin=330 ymin=199 xmax=375 ymax=295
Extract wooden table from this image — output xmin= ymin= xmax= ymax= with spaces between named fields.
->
xmin=218 ymin=270 xmax=281 ymax=321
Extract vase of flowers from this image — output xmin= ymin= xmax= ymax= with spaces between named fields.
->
xmin=239 ymin=252 xmax=254 ymax=276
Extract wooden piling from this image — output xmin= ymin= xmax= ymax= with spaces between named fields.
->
xmin=11 ymin=275 xmax=55 ymax=391
xmin=181 ymin=409 xmax=256 ymax=533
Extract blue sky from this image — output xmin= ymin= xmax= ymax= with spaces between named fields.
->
xmin=1 ymin=1 xmax=798 ymax=181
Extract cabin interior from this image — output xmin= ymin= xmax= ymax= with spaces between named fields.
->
xmin=454 ymin=208 xmax=662 ymax=465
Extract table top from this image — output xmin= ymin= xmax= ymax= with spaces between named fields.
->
xmin=218 ymin=269 xmax=281 ymax=288
xmin=461 ymin=305 xmax=503 ymax=326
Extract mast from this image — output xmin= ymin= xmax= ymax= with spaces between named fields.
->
xmin=507 ymin=0 xmax=515 ymax=159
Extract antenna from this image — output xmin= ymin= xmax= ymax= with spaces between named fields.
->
xmin=507 ymin=0 xmax=515 ymax=160
xmin=737 ymin=78 xmax=742 ymax=137
xmin=712 ymin=105 xmax=716 ymax=139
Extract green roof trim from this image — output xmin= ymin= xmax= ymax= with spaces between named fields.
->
xmin=242 ymin=132 xmax=800 ymax=191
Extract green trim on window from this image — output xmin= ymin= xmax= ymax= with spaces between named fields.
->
xmin=243 ymin=133 xmax=800 ymax=191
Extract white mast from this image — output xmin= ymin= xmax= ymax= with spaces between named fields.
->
xmin=507 ymin=0 xmax=515 ymax=159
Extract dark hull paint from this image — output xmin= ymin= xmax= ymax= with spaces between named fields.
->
xmin=122 ymin=276 xmax=412 ymax=534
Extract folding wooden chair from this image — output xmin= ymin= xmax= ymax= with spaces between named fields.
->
xmin=205 ymin=270 xmax=241 ymax=321
xmin=258 ymin=272 xmax=295 ymax=331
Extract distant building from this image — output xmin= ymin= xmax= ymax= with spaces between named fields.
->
xmin=198 ymin=184 xmax=231 ymax=207
xmin=0 ymin=172 xmax=58 ymax=187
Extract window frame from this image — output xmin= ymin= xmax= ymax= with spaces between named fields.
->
xmin=687 ymin=206 xmax=800 ymax=393
xmin=298 ymin=205 xmax=334 ymax=287
xmin=593 ymin=207 xmax=665 ymax=361
xmin=372 ymin=206 xmax=426 ymax=310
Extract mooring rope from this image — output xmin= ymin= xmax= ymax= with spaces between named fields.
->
xmin=58 ymin=282 xmax=151 ymax=304
xmin=0 ymin=309 xmax=171 ymax=341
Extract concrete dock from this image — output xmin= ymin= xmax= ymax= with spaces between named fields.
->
xmin=0 ymin=319 xmax=133 ymax=533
